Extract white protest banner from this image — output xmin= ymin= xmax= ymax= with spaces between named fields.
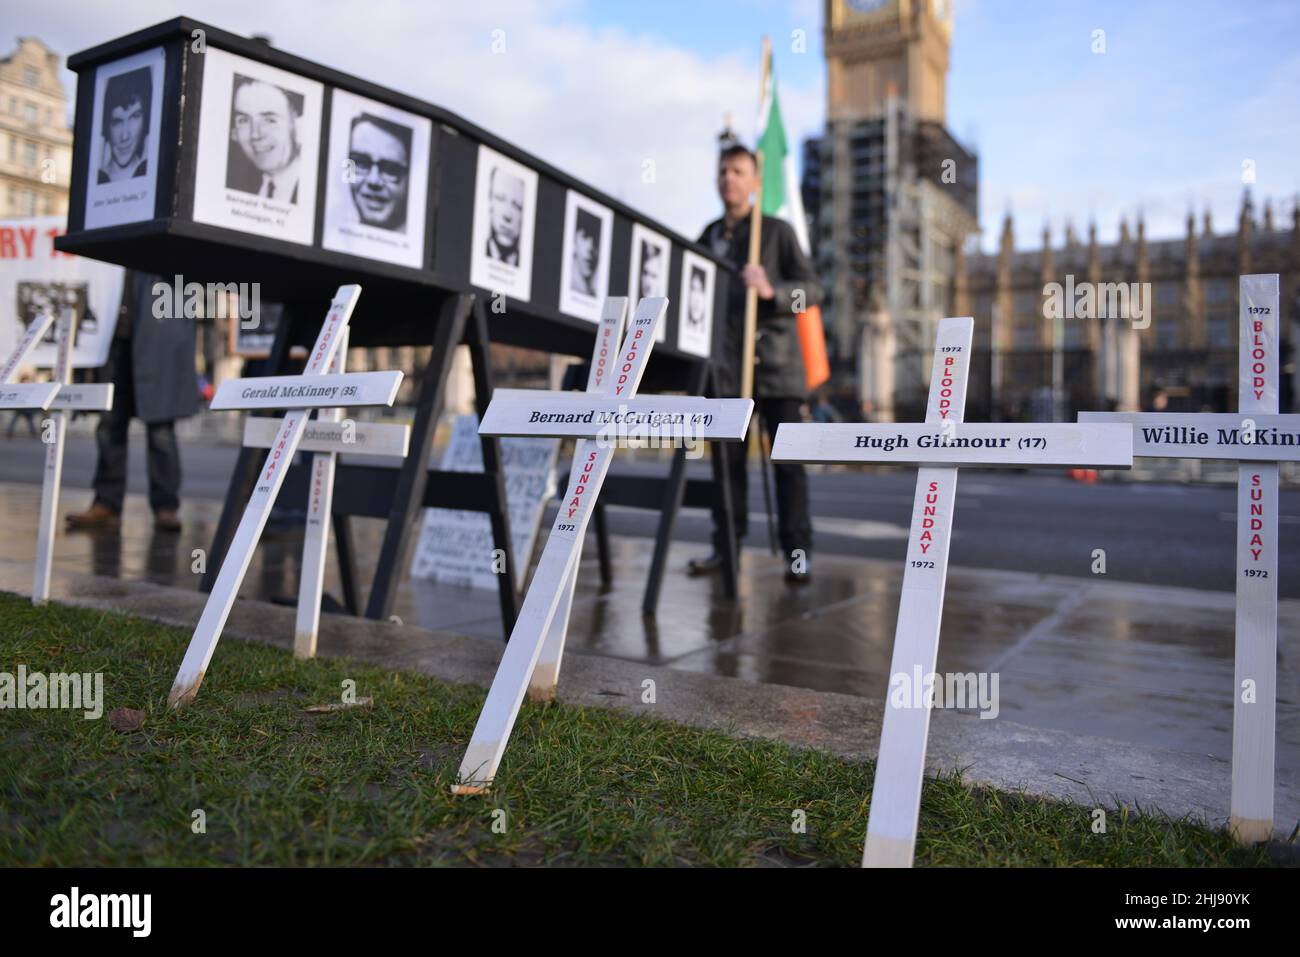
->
xmin=0 ymin=217 xmax=122 ymax=369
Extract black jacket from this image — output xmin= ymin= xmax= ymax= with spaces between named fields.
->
xmin=111 ymin=271 xmax=199 ymax=424
xmin=697 ymin=214 xmax=823 ymax=398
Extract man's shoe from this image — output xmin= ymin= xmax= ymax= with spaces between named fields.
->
xmin=687 ymin=551 xmax=726 ymax=576
xmin=65 ymin=503 xmax=120 ymax=530
xmin=784 ymin=557 xmax=813 ymax=585
xmin=154 ymin=509 xmax=182 ymax=533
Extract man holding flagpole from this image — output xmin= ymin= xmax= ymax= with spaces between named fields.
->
xmin=689 ymin=138 xmax=822 ymax=583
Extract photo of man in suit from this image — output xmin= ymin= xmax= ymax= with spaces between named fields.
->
xmin=97 ymin=67 xmax=151 ymax=184
xmin=347 ymin=113 xmax=412 ymax=231
xmin=225 ymin=75 xmax=304 ymax=203
xmin=486 ymin=166 xmax=524 ymax=265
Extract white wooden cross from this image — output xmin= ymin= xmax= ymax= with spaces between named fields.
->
xmin=772 ymin=315 xmax=1133 ymax=867
xmin=0 ymin=306 xmax=114 ymax=604
xmin=1081 ymin=273 xmax=1294 ymax=844
xmin=529 ymin=295 xmax=628 ymax=701
xmin=239 ymin=327 xmax=412 ymax=659
xmin=168 ymin=285 xmax=405 ymax=706
xmin=451 ymin=296 xmax=753 ymax=793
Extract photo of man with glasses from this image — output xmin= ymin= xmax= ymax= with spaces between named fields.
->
xmin=346 ymin=113 xmax=411 ymax=232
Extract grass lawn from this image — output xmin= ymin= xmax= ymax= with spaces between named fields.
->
xmin=0 ymin=591 xmax=1277 ymax=867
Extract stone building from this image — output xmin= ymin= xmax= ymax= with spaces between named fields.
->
xmin=803 ymin=1 xmax=1297 ymax=420
xmin=0 ymin=37 xmax=71 ymax=219
xmin=803 ymin=0 xmax=979 ymax=422
xmin=960 ymin=195 xmax=1300 ymax=419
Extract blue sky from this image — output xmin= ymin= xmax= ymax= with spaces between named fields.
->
xmin=581 ymin=0 xmax=1300 ymax=250
xmin=12 ymin=0 xmax=1299 ymax=250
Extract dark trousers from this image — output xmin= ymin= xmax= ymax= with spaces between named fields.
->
xmin=713 ymin=396 xmax=812 ymax=558
xmin=92 ymin=340 xmax=182 ymax=514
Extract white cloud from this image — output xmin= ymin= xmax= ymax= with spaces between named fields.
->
xmin=17 ymin=0 xmax=824 ymax=241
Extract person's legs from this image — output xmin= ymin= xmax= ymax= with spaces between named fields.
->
xmin=717 ymin=424 xmax=749 ymax=548
xmin=761 ymin=397 xmax=813 ymax=574
xmin=88 ymin=341 xmax=134 ymax=515
xmin=145 ymin=420 xmax=181 ymax=515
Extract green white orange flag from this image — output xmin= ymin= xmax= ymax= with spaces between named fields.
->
xmin=756 ymin=63 xmax=810 ymax=256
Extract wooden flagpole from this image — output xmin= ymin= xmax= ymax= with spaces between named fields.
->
xmin=743 ymin=36 xmax=778 ymax=554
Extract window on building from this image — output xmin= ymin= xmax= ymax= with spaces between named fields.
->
xmin=6 ymin=135 xmax=13 ymax=160
xmin=43 ymin=194 xmax=54 ymax=215
xmin=20 ymin=190 xmax=37 ymax=216
xmin=1155 ymin=316 xmax=1179 ymax=351
xmin=1064 ymin=318 xmax=1085 ymax=348
xmin=22 ymin=141 xmax=37 ymax=168
xmin=24 ymin=102 xmax=38 ymax=125
xmin=1207 ymin=318 xmax=1231 ymax=348
xmin=1156 ymin=282 xmax=1180 ymax=307
xmin=1015 ymin=291 xmax=1041 ymax=321
xmin=1206 ymin=279 xmax=1232 ymax=305
xmin=24 ymin=67 xmax=40 ymax=88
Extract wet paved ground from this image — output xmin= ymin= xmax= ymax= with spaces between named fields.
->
xmin=1 ymin=477 xmax=1297 ymax=774
xmin=4 ymin=432 xmax=1299 ymax=594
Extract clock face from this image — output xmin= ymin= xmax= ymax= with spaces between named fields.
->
xmin=846 ymin=0 xmax=891 ymax=13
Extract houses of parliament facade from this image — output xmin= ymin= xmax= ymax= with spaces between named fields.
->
xmin=804 ymin=0 xmax=1298 ymax=420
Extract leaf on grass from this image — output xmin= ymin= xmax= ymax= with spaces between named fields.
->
xmin=108 ymin=707 xmax=145 ymax=733
xmin=304 ymin=697 xmax=375 ymax=714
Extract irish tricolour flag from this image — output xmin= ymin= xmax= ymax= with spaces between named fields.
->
xmin=756 ymin=65 xmax=810 ymax=256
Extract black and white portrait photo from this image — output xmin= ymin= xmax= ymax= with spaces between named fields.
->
xmin=323 ymin=90 xmax=431 ymax=268
xmin=98 ymin=68 xmax=151 ymax=183
xmin=225 ymin=74 xmax=305 ymax=203
xmin=192 ymin=49 xmax=322 ymax=245
xmin=569 ymin=209 xmax=601 ymax=296
xmin=486 ymin=167 xmax=524 ymax=265
xmin=558 ymin=191 xmax=612 ymax=323
xmin=84 ymin=47 xmax=164 ymax=230
xmin=628 ymin=223 xmax=670 ymax=342
xmin=677 ymin=250 xmax=715 ymax=357
xmin=469 ymin=145 xmax=538 ymax=302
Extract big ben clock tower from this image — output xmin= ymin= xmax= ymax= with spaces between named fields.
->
xmin=825 ymin=0 xmax=953 ymax=123
xmin=812 ymin=0 xmax=974 ymax=421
